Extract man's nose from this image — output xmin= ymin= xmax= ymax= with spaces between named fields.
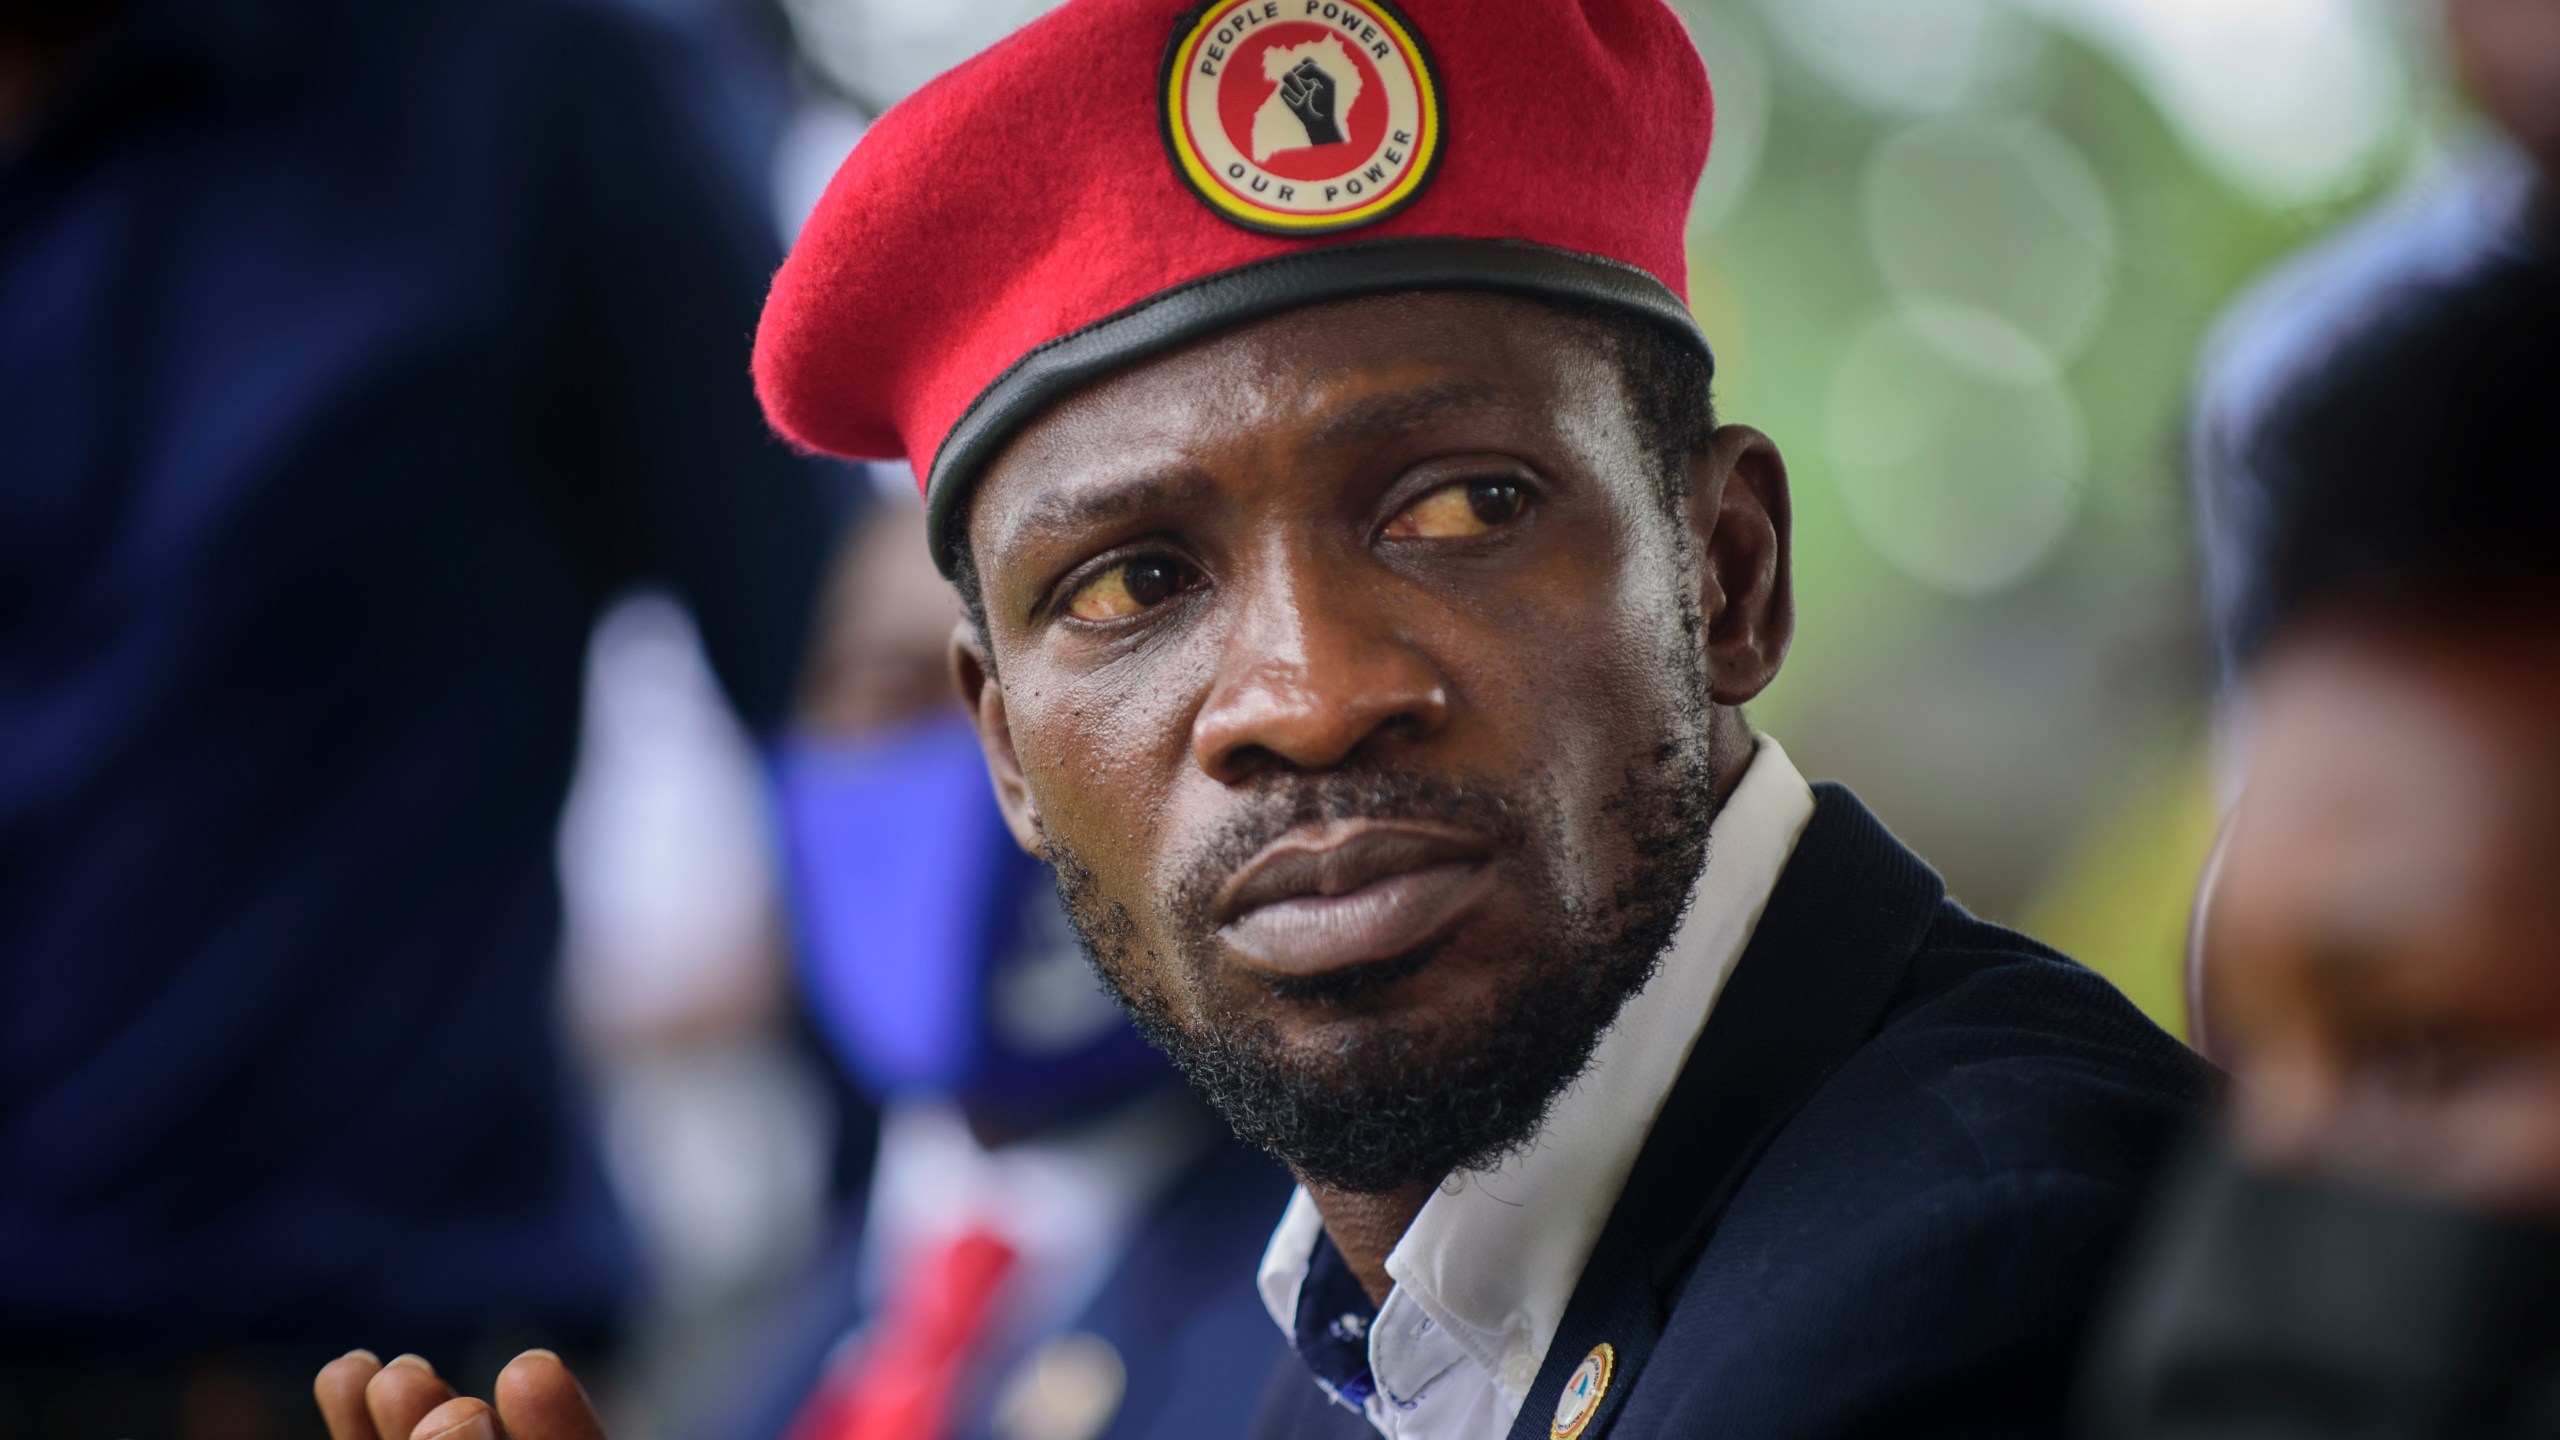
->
xmin=1191 ymin=569 xmax=1450 ymax=781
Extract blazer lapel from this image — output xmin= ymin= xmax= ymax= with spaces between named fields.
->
xmin=1504 ymin=784 xmax=1948 ymax=1440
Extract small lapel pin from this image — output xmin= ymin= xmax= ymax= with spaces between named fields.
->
xmin=1549 ymin=1341 xmax=1616 ymax=1440
xmin=992 ymin=1330 xmax=1126 ymax=1440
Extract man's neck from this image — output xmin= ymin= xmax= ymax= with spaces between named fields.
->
xmin=1304 ymin=1179 xmax=1439 ymax=1305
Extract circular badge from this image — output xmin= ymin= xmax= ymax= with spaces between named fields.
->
xmin=1550 ymin=1342 xmax=1615 ymax=1440
xmin=990 ymin=1331 xmax=1125 ymax=1440
xmin=1162 ymin=0 xmax=1443 ymax=235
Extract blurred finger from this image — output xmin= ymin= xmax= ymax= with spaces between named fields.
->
xmin=410 ymin=1397 xmax=498 ymax=1440
xmin=366 ymin=1354 xmax=457 ymax=1440
xmin=315 ymin=1350 xmax=384 ymax=1440
xmin=494 ymin=1350 xmax=608 ymax=1440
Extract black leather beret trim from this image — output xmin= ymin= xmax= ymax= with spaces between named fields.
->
xmin=924 ymin=236 xmax=1715 ymax=578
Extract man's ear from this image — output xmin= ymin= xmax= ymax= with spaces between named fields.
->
xmin=1684 ymin=424 xmax=1795 ymax=706
xmin=951 ymin=624 xmax=1044 ymax=854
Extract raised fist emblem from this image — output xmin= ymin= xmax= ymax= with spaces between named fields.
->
xmin=1249 ymin=39 xmax=1364 ymax=162
xmin=1278 ymin=57 xmax=1345 ymax=146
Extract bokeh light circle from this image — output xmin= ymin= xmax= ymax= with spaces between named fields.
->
xmin=1824 ymin=305 xmax=2087 ymax=595
xmin=1862 ymin=113 xmax=2118 ymax=368
xmin=1681 ymin=3 xmax=1774 ymax=233
xmin=1748 ymin=0 xmax=2038 ymax=114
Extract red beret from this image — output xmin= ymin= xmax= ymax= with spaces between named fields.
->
xmin=754 ymin=0 xmax=1716 ymax=573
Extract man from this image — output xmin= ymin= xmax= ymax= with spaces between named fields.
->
xmin=1 ymin=0 xmax=830 ymax=1426
xmin=2082 ymin=186 xmax=2560 ymax=1440
xmin=316 ymin=2 xmax=2209 ymax=1437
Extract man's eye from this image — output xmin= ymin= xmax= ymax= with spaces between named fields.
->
xmin=1385 ymin=480 xmax=1526 ymax=539
xmin=1064 ymin=556 xmax=1192 ymax=621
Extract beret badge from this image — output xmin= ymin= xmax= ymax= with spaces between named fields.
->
xmin=1161 ymin=0 xmax=1444 ymax=235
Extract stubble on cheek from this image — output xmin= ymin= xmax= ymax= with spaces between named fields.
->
xmin=1005 ymin=646 xmax=1203 ymax=988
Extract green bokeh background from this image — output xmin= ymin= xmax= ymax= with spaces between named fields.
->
xmin=1666 ymin=0 xmax=2463 ymax=1035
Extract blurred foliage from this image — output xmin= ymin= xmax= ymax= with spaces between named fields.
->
xmin=1670 ymin=0 xmax=2440 ymax=1035
xmin=2022 ymin=751 xmax=2220 ymax=1036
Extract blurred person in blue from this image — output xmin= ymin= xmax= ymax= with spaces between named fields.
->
xmin=2082 ymin=244 xmax=2560 ymax=1436
xmin=2190 ymin=0 xmax=2559 ymax=759
xmin=704 ymin=485 xmax=1291 ymax=1440
xmin=2086 ymin=9 xmax=2560 ymax=1423
xmin=2183 ymin=0 xmax=2560 ymax=1052
xmin=0 ymin=0 xmax=833 ymax=1429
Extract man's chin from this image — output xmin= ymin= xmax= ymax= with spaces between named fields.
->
xmin=1207 ymin=941 xmax=1549 ymax=1057
xmin=1247 ymin=944 xmax=1435 ymax=1004
xmin=1262 ymin=1002 xmax=1516 ymax=1083
xmin=1105 ymin=964 xmax=1632 ymax=1192
xmin=1130 ymin=978 xmax=1571 ymax=1192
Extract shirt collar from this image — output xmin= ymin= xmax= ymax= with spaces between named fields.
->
xmin=1257 ymin=735 xmax=1818 ymax=1413
xmin=1290 ymin=1227 xmax=1384 ymax=1409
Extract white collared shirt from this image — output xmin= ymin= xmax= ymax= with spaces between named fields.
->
xmin=1256 ymin=736 xmax=1817 ymax=1439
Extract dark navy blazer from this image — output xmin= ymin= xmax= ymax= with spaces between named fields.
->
xmin=1256 ymin=784 xmax=2216 ymax=1439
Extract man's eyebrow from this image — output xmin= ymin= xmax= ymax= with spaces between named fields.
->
xmin=992 ymin=380 xmax=1504 ymax=549
xmin=1308 ymin=379 xmax=1508 ymax=449
xmin=1008 ymin=469 xmax=1216 ymax=541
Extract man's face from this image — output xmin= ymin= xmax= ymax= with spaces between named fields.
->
xmin=2208 ymin=610 xmax=2560 ymax=1210
xmin=955 ymin=292 xmax=1788 ymax=1192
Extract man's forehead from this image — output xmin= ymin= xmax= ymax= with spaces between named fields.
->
xmin=968 ymin=293 xmax=1603 ymax=555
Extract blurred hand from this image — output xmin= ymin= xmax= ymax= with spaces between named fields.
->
xmin=315 ymin=1350 xmax=608 ymax=1440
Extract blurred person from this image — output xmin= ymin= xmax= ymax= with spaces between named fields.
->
xmin=0 ymin=0 xmax=832 ymax=1430
xmin=2191 ymin=0 xmax=2558 ymax=765
xmin=2081 ymin=221 xmax=2560 ymax=1437
xmin=2179 ymin=0 xmax=2560 ymax=1074
xmin=2183 ymin=136 xmax=2552 ymax=1035
xmin=692 ymin=487 xmax=1290 ymax=1440
xmin=2446 ymin=0 xmax=2560 ymax=181
xmin=556 ymin=593 xmax=861 ymax=1433
xmin=315 ymin=3 xmax=2211 ymax=1438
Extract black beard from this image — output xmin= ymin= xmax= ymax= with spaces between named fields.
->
xmin=1046 ymin=690 xmax=1715 ymax=1195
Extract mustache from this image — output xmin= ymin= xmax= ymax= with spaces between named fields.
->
xmin=1166 ymin=764 xmax=1537 ymax=930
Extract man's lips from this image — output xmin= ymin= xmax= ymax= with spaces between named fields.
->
xmin=1212 ymin=822 xmax=1496 ymax=979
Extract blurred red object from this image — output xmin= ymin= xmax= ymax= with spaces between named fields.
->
xmin=789 ymin=1229 xmax=1019 ymax=1440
